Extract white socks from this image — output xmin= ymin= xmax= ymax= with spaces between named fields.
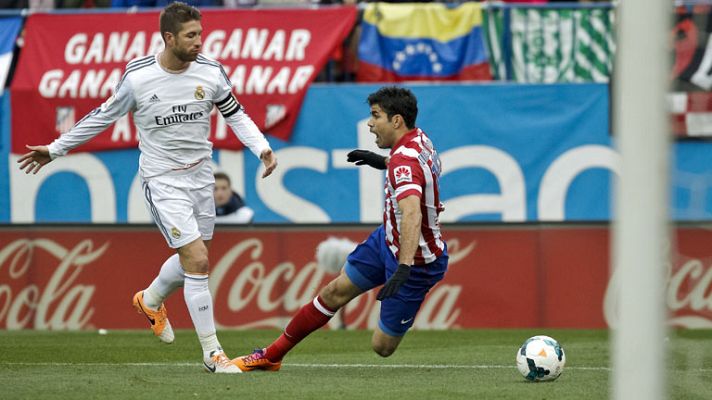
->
xmin=143 ymin=254 xmax=185 ymax=310
xmin=184 ymin=272 xmax=221 ymax=357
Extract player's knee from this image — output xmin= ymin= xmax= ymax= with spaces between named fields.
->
xmin=319 ymin=282 xmax=345 ymax=309
xmin=191 ymin=257 xmax=210 ymax=273
xmin=182 ymin=252 xmax=209 ymax=273
xmin=319 ymin=279 xmax=356 ymax=309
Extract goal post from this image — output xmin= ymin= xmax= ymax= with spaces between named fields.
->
xmin=612 ymin=1 xmax=671 ymax=400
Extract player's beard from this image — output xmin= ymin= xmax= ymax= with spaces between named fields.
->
xmin=174 ymin=47 xmax=199 ymax=62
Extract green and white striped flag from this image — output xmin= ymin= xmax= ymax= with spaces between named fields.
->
xmin=485 ymin=7 xmax=615 ymax=83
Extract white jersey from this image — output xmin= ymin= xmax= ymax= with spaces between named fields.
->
xmin=47 ymin=54 xmax=270 ymax=179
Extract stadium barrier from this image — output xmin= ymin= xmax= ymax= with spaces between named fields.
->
xmin=1 ymin=223 xmax=711 ymax=331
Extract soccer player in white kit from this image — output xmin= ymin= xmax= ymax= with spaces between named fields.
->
xmin=17 ymin=2 xmax=277 ymax=374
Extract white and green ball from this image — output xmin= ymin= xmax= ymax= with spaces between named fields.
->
xmin=516 ymin=335 xmax=566 ymax=382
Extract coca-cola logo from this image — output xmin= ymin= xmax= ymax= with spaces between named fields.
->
xmin=0 ymin=234 xmax=476 ymax=331
xmin=0 ymin=239 xmax=108 ymax=330
xmin=604 ymin=254 xmax=712 ymax=328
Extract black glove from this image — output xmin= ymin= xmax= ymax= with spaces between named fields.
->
xmin=347 ymin=149 xmax=387 ymax=170
xmin=377 ymin=264 xmax=411 ymax=300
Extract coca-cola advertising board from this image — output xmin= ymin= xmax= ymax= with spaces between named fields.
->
xmin=2 ymin=224 xmax=710 ymax=331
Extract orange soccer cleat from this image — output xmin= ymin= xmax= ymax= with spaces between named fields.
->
xmin=132 ymin=290 xmax=175 ymax=344
xmin=233 ymin=348 xmax=282 ymax=372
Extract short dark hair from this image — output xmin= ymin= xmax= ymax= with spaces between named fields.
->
xmin=214 ymin=172 xmax=231 ymax=185
xmin=160 ymin=2 xmax=201 ymax=41
xmin=367 ymin=86 xmax=418 ymax=129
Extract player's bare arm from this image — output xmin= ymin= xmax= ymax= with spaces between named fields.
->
xmin=260 ymin=148 xmax=278 ymax=178
xmin=396 ymin=194 xmax=422 ymax=265
xmin=377 ymin=194 xmax=421 ymax=300
xmin=17 ymin=145 xmax=52 ymax=175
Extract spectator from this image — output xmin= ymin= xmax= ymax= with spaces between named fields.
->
xmin=214 ymin=171 xmax=254 ymax=224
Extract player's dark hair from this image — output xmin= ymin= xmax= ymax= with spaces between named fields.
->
xmin=160 ymin=2 xmax=201 ymax=42
xmin=367 ymin=86 xmax=418 ymax=129
xmin=214 ymin=172 xmax=231 ymax=185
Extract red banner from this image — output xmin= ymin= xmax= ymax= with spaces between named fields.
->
xmin=1 ymin=225 xmax=711 ymax=331
xmin=10 ymin=8 xmax=356 ymax=154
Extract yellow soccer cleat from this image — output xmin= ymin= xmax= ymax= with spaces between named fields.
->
xmin=132 ymin=291 xmax=175 ymax=344
xmin=233 ymin=348 xmax=282 ymax=372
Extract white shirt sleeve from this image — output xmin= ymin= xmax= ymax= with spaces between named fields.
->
xmin=224 ymin=109 xmax=271 ymax=158
xmin=47 ymin=77 xmax=135 ymax=159
xmin=212 ymin=64 xmax=271 ymax=159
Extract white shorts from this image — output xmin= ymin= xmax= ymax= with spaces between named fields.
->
xmin=141 ymin=160 xmax=216 ymax=249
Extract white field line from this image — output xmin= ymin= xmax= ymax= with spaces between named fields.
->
xmin=4 ymin=362 xmax=712 ymax=373
xmin=0 ymin=362 xmax=608 ymax=371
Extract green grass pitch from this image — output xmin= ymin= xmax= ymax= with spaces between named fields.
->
xmin=1 ymin=329 xmax=710 ymax=399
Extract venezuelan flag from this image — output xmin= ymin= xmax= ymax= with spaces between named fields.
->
xmin=357 ymin=3 xmax=492 ymax=82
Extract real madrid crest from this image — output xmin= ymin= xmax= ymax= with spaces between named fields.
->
xmin=171 ymin=227 xmax=182 ymax=239
xmin=194 ymin=86 xmax=205 ymax=100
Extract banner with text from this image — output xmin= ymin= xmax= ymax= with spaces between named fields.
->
xmin=2 ymin=225 xmax=711 ymax=330
xmin=6 ymin=84 xmax=712 ymax=223
xmin=9 ymin=7 xmax=356 ymax=154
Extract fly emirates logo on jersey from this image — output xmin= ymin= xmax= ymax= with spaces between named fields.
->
xmin=154 ymin=104 xmax=205 ymax=127
xmin=39 ymin=28 xmax=316 ymax=100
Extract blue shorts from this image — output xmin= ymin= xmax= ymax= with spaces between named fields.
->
xmin=344 ymin=226 xmax=448 ymax=337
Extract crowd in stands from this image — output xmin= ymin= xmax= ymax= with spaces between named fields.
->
xmin=0 ymin=0 xmax=609 ymax=10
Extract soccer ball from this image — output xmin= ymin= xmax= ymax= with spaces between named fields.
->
xmin=516 ymin=335 xmax=566 ymax=382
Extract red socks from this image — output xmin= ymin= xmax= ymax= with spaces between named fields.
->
xmin=264 ymin=296 xmax=335 ymax=362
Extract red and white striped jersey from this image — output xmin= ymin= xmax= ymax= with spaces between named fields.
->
xmin=384 ymin=128 xmax=445 ymax=264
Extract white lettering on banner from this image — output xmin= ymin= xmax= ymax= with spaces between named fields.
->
xmin=538 ymin=145 xmax=620 ymax=221
xmin=0 ymin=239 xmax=108 ymax=330
xmin=38 ymin=65 xmax=312 ymax=98
xmin=203 ymin=28 xmax=311 ymax=61
xmin=604 ymin=256 xmax=712 ymax=328
xmin=8 ymin=142 xmax=620 ymax=223
xmin=228 ymin=65 xmax=314 ymax=95
xmin=65 ymin=33 xmax=88 ymax=64
xmin=210 ymin=237 xmax=474 ymax=329
xmin=9 ymin=153 xmax=117 ymax=223
xmin=64 ymin=32 xmax=163 ymax=65
xmin=690 ymin=33 xmax=712 ymax=90
xmin=439 ymin=146 xmax=527 ymax=222
xmin=38 ymin=68 xmax=122 ymax=99
xmin=255 ymin=147 xmax=330 ymax=222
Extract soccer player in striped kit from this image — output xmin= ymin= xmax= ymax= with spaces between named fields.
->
xmin=17 ymin=2 xmax=277 ymax=373
xmin=234 ymin=86 xmax=448 ymax=371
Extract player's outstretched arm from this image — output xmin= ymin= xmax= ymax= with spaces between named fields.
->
xmin=17 ymin=145 xmax=52 ymax=175
xmin=260 ymin=149 xmax=277 ymax=178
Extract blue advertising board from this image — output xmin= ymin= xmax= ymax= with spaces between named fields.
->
xmin=3 ymin=83 xmax=712 ymax=223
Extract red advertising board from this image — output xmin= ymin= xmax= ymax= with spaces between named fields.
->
xmin=1 ymin=225 xmax=710 ymax=331
xmin=10 ymin=8 xmax=356 ymax=153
